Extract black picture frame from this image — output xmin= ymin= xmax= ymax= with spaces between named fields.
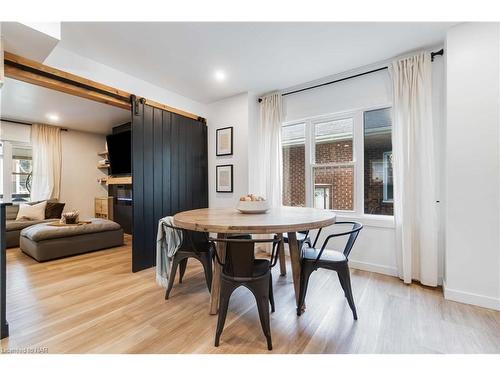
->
xmin=216 ymin=126 xmax=233 ymax=156
xmin=216 ymin=164 xmax=234 ymax=193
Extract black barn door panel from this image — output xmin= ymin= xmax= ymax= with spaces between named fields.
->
xmin=132 ymin=102 xmax=208 ymax=272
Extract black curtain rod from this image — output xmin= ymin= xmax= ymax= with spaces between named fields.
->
xmin=258 ymin=48 xmax=444 ymax=102
xmin=0 ymin=118 xmax=68 ymax=131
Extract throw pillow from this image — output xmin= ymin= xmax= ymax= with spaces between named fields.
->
xmin=45 ymin=202 xmax=66 ymax=219
xmin=16 ymin=201 xmax=47 ymax=221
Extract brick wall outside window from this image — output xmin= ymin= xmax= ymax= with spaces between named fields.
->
xmin=283 ymin=139 xmax=394 ymax=214
xmin=282 ymin=140 xmax=354 ymax=210
xmin=282 ymin=144 xmax=306 ymax=206
xmin=364 ymin=145 xmax=394 ymax=215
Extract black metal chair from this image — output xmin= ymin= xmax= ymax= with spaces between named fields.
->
xmin=283 ymin=230 xmax=310 ymax=247
xmin=210 ymin=236 xmax=281 ymax=350
xmin=163 ymin=223 xmax=214 ymax=300
xmin=275 ymin=229 xmax=320 ymax=275
xmin=297 ymin=221 xmax=363 ymax=319
xmin=282 ymin=228 xmax=323 ymax=251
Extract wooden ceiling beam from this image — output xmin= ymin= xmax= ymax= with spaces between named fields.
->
xmin=4 ymin=52 xmax=131 ymax=102
xmin=4 ymin=64 xmax=132 ymax=111
xmin=144 ymin=99 xmax=203 ymax=122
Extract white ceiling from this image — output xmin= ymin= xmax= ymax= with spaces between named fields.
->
xmin=59 ymin=22 xmax=456 ymax=103
xmin=1 ymin=22 xmax=60 ymax=62
xmin=1 ymin=78 xmax=130 ymax=134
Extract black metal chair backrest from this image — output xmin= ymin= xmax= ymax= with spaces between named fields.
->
xmin=162 ymin=222 xmax=210 ymax=254
xmin=210 ymin=237 xmax=281 ymax=278
xmin=340 ymin=222 xmax=363 ymax=258
xmin=314 ymin=221 xmax=363 ymax=265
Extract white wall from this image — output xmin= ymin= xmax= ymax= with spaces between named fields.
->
xmin=206 ymin=93 xmax=250 ymax=208
xmin=284 ymin=68 xmax=392 ymax=122
xmin=444 ymin=23 xmax=500 ymax=310
xmin=0 ymin=121 xmax=31 ymax=143
xmin=0 ymin=123 xmax=107 ymax=217
xmin=282 ymin=57 xmax=446 ymax=280
xmin=44 ymin=46 xmax=208 ymax=119
xmin=60 ymin=130 xmax=108 ymax=218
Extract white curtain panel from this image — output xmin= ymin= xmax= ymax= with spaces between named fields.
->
xmin=0 ymin=34 xmax=4 ymax=89
xmin=31 ymin=124 xmax=62 ymax=201
xmin=257 ymin=92 xmax=283 ymax=207
xmin=390 ymin=51 xmax=439 ymax=286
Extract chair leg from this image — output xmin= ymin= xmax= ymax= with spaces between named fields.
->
xmin=255 ymin=290 xmax=272 ymax=350
xmin=337 ymin=270 xmax=347 ymax=298
xmin=278 ymin=238 xmax=287 ymax=276
xmin=338 ymin=265 xmax=358 ymax=320
xmin=214 ymin=279 xmax=235 ymax=346
xmin=178 ymin=258 xmax=188 ymax=284
xmin=214 ymin=280 xmax=234 ymax=347
xmin=201 ymin=252 xmax=213 ymax=292
xmin=297 ymin=263 xmax=313 ymax=316
xmin=269 ymin=273 xmax=275 ymax=313
xmin=165 ymin=258 xmax=179 ymax=300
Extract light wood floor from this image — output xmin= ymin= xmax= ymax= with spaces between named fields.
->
xmin=1 ymin=235 xmax=500 ymax=354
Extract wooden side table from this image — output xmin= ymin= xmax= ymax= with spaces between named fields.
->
xmin=95 ymin=196 xmax=114 ymax=220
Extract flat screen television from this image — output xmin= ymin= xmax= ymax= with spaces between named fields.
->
xmin=106 ymin=131 xmax=131 ymax=176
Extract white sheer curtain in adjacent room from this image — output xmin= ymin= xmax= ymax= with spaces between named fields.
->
xmin=256 ymin=92 xmax=283 ymax=207
xmin=390 ymin=51 xmax=439 ymax=286
xmin=31 ymin=124 xmax=62 ymax=201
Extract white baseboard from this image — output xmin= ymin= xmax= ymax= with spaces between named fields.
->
xmin=349 ymin=259 xmax=398 ymax=277
xmin=443 ymin=280 xmax=500 ymax=311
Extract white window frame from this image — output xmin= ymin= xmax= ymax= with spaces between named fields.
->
xmin=282 ymin=104 xmax=393 ymax=221
xmin=382 ymin=151 xmax=393 ymax=203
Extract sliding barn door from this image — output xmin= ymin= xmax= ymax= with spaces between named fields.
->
xmin=132 ymin=102 xmax=208 ymax=272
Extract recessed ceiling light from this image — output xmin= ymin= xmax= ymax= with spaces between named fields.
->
xmin=214 ymin=70 xmax=226 ymax=82
xmin=46 ymin=113 xmax=59 ymax=122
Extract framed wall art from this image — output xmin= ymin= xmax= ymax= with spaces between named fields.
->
xmin=216 ymin=164 xmax=233 ymax=193
xmin=216 ymin=126 xmax=233 ymax=156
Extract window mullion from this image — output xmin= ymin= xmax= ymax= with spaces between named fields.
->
xmin=305 ymin=120 xmax=313 ymax=208
xmin=354 ymin=111 xmax=364 ymax=216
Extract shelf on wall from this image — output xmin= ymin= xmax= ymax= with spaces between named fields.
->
xmin=106 ymin=176 xmax=132 ymax=185
xmin=98 ymin=151 xmax=109 ymax=157
xmin=97 ymin=164 xmax=110 ymax=169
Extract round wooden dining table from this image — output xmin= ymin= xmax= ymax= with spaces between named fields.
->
xmin=173 ymin=206 xmax=336 ymax=315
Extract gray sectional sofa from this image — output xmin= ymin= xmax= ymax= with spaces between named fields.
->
xmin=5 ymin=204 xmax=58 ymax=248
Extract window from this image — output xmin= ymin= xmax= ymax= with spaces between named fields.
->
xmin=314 ymin=185 xmax=330 ymax=209
xmin=383 ymin=151 xmax=393 ymax=203
xmin=313 ymin=118 xmax=354 ymax=211
xmin=281 ymin=106 xmax=393 ymax=217
xmin=11 ymin=148 xmax=32 ymax=202
xmin=0 ymin=142 xmax=32 ymax=202
xmin=363 ymin=108 xmax=393 ymax=215
xmin=282 ymin=123 xmax=306 ymax=207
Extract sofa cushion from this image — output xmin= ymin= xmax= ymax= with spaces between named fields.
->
xmin=45 ymin=202 xmax=66 ymax=219
xmin=21 ymin=218 xmax=121 ymax=242
xmin=16 ymin=201 xmax=47 ymax=220
xmin=6 ymin=200 xmax=65 ymax=220
xmin=6 ymin=205 xmax=20 ymax=220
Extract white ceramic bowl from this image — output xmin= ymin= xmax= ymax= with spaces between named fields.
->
xmin=236 ymin=200 xmax=270 ymax=214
